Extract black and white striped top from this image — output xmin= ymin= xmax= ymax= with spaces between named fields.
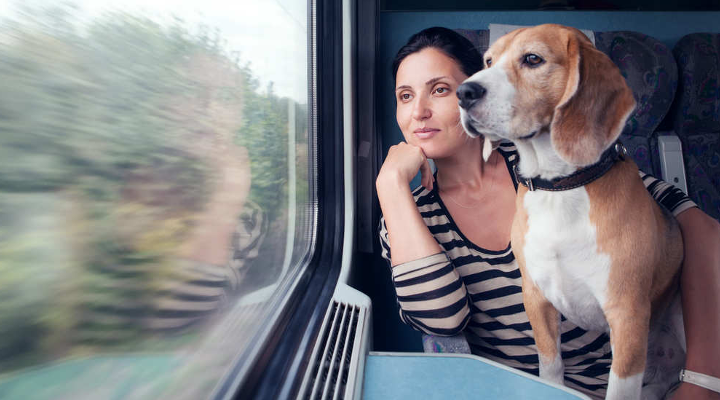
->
xmin=378 ymin=141 xmax=695 ymax=399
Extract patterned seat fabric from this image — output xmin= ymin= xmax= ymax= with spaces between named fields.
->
xmin=594 ymin=32 xmax=678 ymax=176
xmin=671 ymin=34 xmax=720 ymax=220
xmin=455 ymin=29 xmax=678 ymax=176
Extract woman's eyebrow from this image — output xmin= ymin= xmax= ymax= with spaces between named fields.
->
xmin=395 ymin=76 xmax=450 ymax=92
xmin=425 ymin=76 xmax=449 ymax=86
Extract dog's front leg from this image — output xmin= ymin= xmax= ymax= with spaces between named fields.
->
xmin=521 ymin=272 xmax=564 ymax=385
xmin=514 ymin=203 xmax=564 ymax=386
xmin=605 ymin=303 xmax=651 ymax=400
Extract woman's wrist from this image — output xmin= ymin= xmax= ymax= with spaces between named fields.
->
xmin=376 ymin=169 xmax=412 ymax=198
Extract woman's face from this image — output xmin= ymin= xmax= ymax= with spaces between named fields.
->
xmin=395 ymin=47 xmax=473 ymax=159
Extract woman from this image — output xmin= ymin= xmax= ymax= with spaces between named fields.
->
xmin=376 ymin=26 xmax=720 ymax=400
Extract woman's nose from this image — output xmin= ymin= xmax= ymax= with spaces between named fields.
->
xmin=412 ymin=97 xmax=431 ymax=121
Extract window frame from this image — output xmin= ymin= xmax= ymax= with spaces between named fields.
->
xmin=221 ymin=0 xmax=347 ymax=398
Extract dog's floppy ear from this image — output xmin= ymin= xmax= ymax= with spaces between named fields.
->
xmin=550 ymin=29 xmax=636 ymax=166
xmin=482 ymin=136 xmax=502 ymax=162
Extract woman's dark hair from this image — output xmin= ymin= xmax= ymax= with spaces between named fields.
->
xmin=392 ymin=27 xmax=483 ymax=82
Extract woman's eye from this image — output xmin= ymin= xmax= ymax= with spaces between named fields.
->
xmin=400 ymin=93 xmax=412 ymax=101
xmin=434 ymin=87 xmax=449 ymax=95
xmin=524 ymin=54 xmax=544 ymax=66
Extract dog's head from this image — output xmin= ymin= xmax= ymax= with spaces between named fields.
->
xmin=458 ymin=24 xmax=636 ymax=167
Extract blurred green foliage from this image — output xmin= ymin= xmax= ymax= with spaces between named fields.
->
xmin=236 ymin=78 xmax=289 ymax=221
xmin=0 ymin=2 xmax=306 ymax=377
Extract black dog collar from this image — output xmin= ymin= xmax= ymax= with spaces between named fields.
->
xmin=514 ymin=141 xmax=628 ymax=192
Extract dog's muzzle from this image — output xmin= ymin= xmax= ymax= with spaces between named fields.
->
xmin=457 ymin=82 xmax=486 ymax=110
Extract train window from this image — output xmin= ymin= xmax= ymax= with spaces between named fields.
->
xmin=0 ymin=0 xmax=315 ymax=399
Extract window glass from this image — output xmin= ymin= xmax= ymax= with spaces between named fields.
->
xmin=0 ymin=0 xmax=314 ymax=398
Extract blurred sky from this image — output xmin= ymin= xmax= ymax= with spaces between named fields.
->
xmin=0 ymin=0 xmax=308 ymax=102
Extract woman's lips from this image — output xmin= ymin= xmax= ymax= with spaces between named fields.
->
xmin=414 ymin=128 xmax=439 ymax=139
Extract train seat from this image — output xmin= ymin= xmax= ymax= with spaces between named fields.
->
xmin=670 ymin=33 xmax=720 ymax=220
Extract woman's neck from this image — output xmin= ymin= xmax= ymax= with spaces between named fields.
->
xmin=435 ymin=139 xmax=496 ymax=191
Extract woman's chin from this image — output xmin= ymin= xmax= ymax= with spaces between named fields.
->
xmin=416 ymin=144 xmax=448 ymax=160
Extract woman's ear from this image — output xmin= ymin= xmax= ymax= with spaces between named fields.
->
xmin=550 ymin=29 xmax=636 ymax=167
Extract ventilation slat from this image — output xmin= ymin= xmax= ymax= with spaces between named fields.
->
xmin=321 ymin=303 xmax=349 ymax=398
xmin=344 ymin=309 xmax=360 ymax=388
xmin=309 ymin=302 xmax=341 ymax=400
xmin=298 ymin=284 xmax=370 ymax=400
xmin=333 ymin=306 xmax=357 ymax=400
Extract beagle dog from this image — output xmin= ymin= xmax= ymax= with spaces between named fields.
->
xmin=458 ymin=24 xmax=684 ymax=399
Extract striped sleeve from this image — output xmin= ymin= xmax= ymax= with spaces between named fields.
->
xmin=638 ymin=171 xmax=697 ymax=217
xmin=378 ymin=217 xmax=471 ymax=335
xmin=378 ymin=215 xmax=392 ymax=262
xmin=391 ymin=252 xmax=471 ymax=335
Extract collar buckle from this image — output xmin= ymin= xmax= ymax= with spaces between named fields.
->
xmin=615 ymin=141 xmax=628 ymax=161
xmin=513 ymin=164 xmax=535 ymax=191
xmin=526 ymin=177 xmax=535 ymax=191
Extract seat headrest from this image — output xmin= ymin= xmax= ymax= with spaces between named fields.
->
xmin=454 ymin=29 xmax=489 ymax=56
xmin=671 ymin=33 xmax=720 ymax=137
xmin=594 ymin=31 xmax=678 ymax=139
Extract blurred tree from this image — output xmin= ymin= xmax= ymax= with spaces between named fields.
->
xmin=0 ymin=3 xmax=295 ymax=372
xmin=236 ymin=70 xmax=290 ymax=222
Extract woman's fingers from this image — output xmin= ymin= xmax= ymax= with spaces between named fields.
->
xmin=420 ymin=157 xmax=433 ymax=190
xmin=403 ymin=143 xmax=432 ymax=190
xmin=381 ymin=142 xmax=428 ymax=185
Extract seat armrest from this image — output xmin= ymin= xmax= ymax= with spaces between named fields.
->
xmin=657 ymin=131 xmax=689 ymax=194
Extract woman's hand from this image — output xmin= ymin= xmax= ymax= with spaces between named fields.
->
xmin=376 ymin=142 xmax=433 ymax=192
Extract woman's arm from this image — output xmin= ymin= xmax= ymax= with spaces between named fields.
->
xmin=376 ymin=142 xmax=441 ymax=265
xmin=638 ymin=172 xmax=720 ymax=399
xmin=382 ymin=245 xmax=471 ymax=335
xmin=672 ymin=207 xmax=720 ymax=400
xmin=377 ymin=142 xmax=470 ymax=335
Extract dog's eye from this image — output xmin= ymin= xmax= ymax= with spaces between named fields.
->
xmin=523 ymin=54 xmax=544 ymax=67
xmin=485 ymin=58 xmax=492 ymax=67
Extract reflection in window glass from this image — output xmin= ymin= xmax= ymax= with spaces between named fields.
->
xmin=0 ymin=1 xmax=314 ymax=398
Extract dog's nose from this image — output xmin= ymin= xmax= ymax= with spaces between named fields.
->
xmin=457 ymin=82 xmax=486 ymax=109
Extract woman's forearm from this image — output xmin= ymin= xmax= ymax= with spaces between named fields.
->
xmin=377 ymin=172 xmax=470 ymax=335
xmin=675 ymin=208 xmax=720 ymax=378
xmin=377 ymin=171 xmax=443 ymax=265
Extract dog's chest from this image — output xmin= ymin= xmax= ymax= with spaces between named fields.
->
xmin=520 ymin=188 xmax=611 ymax=333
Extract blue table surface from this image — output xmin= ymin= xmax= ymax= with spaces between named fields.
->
xmin=363 ymin=352 xmax=590 ymax=400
